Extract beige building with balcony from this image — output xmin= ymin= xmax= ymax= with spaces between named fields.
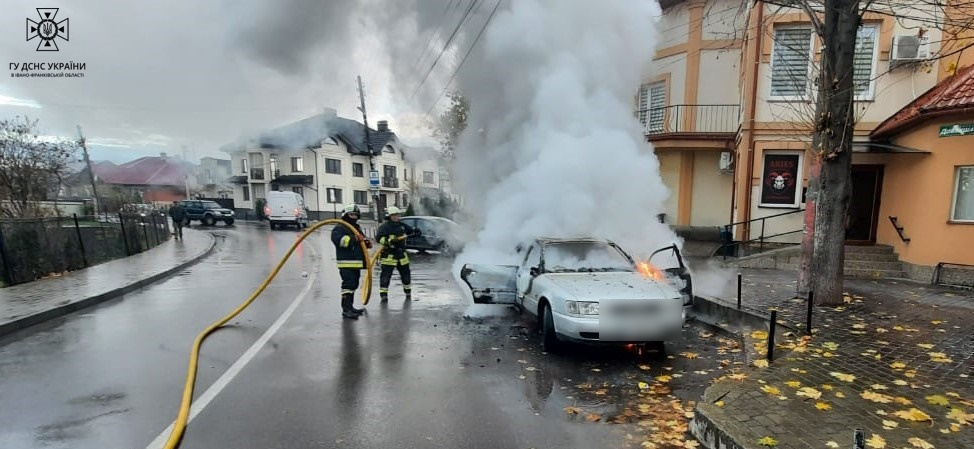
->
xmin=646 ymin=1 xmax=964 ymax=253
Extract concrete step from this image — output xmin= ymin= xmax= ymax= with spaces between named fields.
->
xmin=844 ymin=245 xmax=896 ymax=254
xmin=843 ymin=260 xmax=904 ymax=271
xmin=843 ymin=268 xmax=906 ymax=279
xmin=843 ymin=252 xmax=900 ymax=262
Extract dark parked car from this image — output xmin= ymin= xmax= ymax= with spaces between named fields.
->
xmin=178 ymin=200 xmax=235 ymax=226
xmin=399 ymin=216 xmax=470 ymax=256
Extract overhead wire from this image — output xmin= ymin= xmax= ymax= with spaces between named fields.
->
xmin=409 ymin=0 xmax=483 ymax=101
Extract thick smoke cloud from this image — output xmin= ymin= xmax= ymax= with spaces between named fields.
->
xmin=450 ymin=0 xmax=678 ymax=266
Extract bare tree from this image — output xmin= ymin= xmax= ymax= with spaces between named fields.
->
xmin=0 ymin=117 xmax=79 ymax=218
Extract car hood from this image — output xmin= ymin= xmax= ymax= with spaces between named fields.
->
xmin=542 ymin=271 xmax=678 ymax=300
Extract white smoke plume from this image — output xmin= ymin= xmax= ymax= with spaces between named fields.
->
xmin=450 ymin=0 xmax=678 ymax=269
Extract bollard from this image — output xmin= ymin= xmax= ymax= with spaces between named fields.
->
xmin=806 ymin=290 xmax=814 ymax=335
xmin=853 ymin=428 xmax=864 ymax=449
xmin=73 ymin=214 xmax=88 ymax=267
xmin=737 ymin=272 xmax=742 ymax=310
xmin=767 ymin=310 xmax=777 ymax=362
xmin=118 ymin=213 xmax=131 ymax=256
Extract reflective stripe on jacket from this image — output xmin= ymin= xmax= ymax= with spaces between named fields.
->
xmin=331 ymin=218 xmax=366 ymax=269
xmin=376 ymin=220 xmax=413 ymax=266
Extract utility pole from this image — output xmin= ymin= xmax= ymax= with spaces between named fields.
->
xmin=77 ymin=126 xmax=100 ymax=217
xmin=357 ymin=75 xmax=380 ymax=222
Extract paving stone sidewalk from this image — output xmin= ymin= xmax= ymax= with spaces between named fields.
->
xmin=693 ymin=268 xmax=974 ymax=449
xmin=0 ymin=229 xmax=215 ymax=337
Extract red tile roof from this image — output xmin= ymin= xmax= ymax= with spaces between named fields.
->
xmin=871 ymin=64 xmax=974 ymax=139
xmin=92 ymin=156 xmax=190 ymax=187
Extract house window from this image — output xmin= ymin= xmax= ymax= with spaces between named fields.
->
xmin=353 ymin=190 xmax=369 ymax=205
xmin=853 ymin=24 xmax=880 ymax=100
xmin=384 ymin=165 xmax=397 ymax=179
xmin=291 ymin=157 xmax=304 ymax=172
xmin=326 ymin=187 xmax=343 ymax=204
xmin=242 ymin=185 xmax=250 ymax=201
xmin=384 ymin=145 xmax=395 ymax=153
xmin=353 ymin=162 xmax=364 ymax=177
xmin=269 ymin=156 xmax=278 ymax=178
xmin=769 ymin=26 xmax=814 ymax=99
xmin=325 ymin=158 xmax=341 ymax=174
xmin=638 ymin=81 xmax=666 ymax=131
xmin=952 ymin=166 xmax=974 ymax=222
xmin=423 ymin=171 xmax=435 ymax=184
xmin=241 ymin=159 xmax=248 ymax=174
xmin=292 ymin=186 xmax=304 ymax=196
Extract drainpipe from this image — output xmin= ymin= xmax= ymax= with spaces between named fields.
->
xmin=310 ymin=147 xmax=320 ymax=219
xmin=741 ymin=0 xmax=764 ymax=241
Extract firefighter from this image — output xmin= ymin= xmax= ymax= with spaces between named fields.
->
xmin=375 ymin=206 xmax=419 ymax=302
xmin=330 ymin=204 xmax=371 ymax=319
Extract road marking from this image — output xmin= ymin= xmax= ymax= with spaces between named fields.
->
xmin=145 ymin=244 xmax=320 ymax=449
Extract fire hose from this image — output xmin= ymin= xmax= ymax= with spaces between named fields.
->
xmin=161 ymin=218 xmax=387 ymax=449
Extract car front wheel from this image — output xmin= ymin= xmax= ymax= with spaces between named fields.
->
xmin=203 ymin=215 xmax=216 ymax=226
xmin=540 ymin=303 xmax=562 ymax=353
xmin=225 ymin=218 xmax=234 ymax=226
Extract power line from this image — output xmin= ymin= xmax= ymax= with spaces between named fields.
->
xmin=410 ymin=0 xmax=483 ymax=101
xmin=425 ymin=0 xmax=503 ymax=116
xmin=408 ymin=0 xmax=461 ymax=80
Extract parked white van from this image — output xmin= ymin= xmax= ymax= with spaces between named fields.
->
xmin=265 ymin=190 xmax=309 ymax=230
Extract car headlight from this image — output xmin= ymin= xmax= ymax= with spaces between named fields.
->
xmin=565 ymin=300 xmax=599 ymax=316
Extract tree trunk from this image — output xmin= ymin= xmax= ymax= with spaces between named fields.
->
xmin=797 ymin=157 xmax=820 ymax=295
xmin=810 ymin=0 xmax=860 ymax=305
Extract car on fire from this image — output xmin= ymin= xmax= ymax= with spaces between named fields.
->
xmin=459 ymin=237 xmax=692 ymax=352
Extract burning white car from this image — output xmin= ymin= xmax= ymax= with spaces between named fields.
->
xmin=459 ymin=238 xmax=693 ymax=351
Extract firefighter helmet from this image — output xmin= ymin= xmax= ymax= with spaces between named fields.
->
xmin=386 ymin=206 xmax=403 ymax=217
xmin=342 ymin=204 xmax=360 ymax=215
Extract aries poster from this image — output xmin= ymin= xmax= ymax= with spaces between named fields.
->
xmin=760 ymin=153 xmax=801 ymax=207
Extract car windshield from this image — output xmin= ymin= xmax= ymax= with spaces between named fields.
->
xmin=202 ymin=202 xmax=221 ymax=209
xmin=543 ymin=241 xmax=633 ymax=272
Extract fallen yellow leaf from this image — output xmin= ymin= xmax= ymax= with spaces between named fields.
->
xmin=917 ymin=343 xmax=935 ymax=349
xmin=875 ymin=328 xmax=888 ymax=333
xmin=927 ymin=395 xmax=950 ymax=406
xmin=861 ymin=391 xmax=895 ymax=404
xmin=830 ymin=372 xmax=856 ymax=382
xmin=826 ymin=442 xmax=839 ymax=448
xmin=797 ymin=387 xmax=823 ymax=400
xmin=785 ymin=380 xmax=802 ymax=388
xmin=894 ymin=408 xmax=933 ymax=422
xmin=656 ymin=375 xmax=673 ymax=383
xmin=727 ymin=373 xmax=747 ymax=381
xmin=641 ymin=442 xmax=658 ymax=449
xmin=947 ymin=407 xmax=973 ymax=425
xmin=585 ymin=413 xmax=602 ymax=422
xmin=753 ymin=359 xmax=770 ymax=368
xmin=890 ymin=361 xmax=907 ymax=369
xmin=638 ymin=382 xmax=650 ymax=390
xmin=866 ymin=434 xmax=886 ymax=448
xmin=684 ymin=440 xmax=700 ymax=448
xmin=908 ymin=437 xmax=935 ymax=449
xmin=757 ymin=436 xmax=778 ymax=447
xmin=882 ymin=419 xmax=899 ymax=429
xmin=638 ymin=364 xmax=651 ymax=371
xmin=876 ymin=410 xmax=888 ymax=416
xmin=761 ymin=385 xmax=781 ymax=395
xmin=871 ymin=384 xmax=888 ymax=390
xmin=823 ymin=342 xmax=840 ymax=351
xmin=836 ymin=392 xmax=847 ymax=398
xmin=894 ymin=397 xmax=913 ymax=406
xmin=751 ymin=330 xmax=769 ymax=340
xmin=815 ymin=401 xmax=832 ymax=411
xmin=681 ymin=352 xmax=700 ymax=359
xmin=715 ymin=400 xmax=725 ymax=407
xmin=564 ymin=406 xmax=581 ymax=415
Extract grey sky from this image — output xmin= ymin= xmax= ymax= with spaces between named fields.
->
xmin=0 ymin=0 xmax=490 ymax=163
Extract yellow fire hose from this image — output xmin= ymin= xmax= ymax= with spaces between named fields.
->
xmin=162 ymin=218 xmax=386 ymax=448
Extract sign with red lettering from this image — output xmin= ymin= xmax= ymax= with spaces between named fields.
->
xmin=760 ymin=152 xmax=802 ymax=207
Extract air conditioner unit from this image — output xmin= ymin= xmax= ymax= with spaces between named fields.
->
xmin=890 ymin=35 xmax=931 ymax=67
xmin=718 ymin=151 xmax=733 ymax=171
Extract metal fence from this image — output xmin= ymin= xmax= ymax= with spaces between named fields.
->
xmin=0 ymin=213 xmax=171 ymax=287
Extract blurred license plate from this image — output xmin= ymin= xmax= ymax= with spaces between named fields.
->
xmin=609 ymin=303 xmax=660 ymax=315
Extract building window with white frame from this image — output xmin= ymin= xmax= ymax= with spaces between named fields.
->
xmin=326 ymin=187 xmax=343 ymax=204
xmin=638 ymin=81 xmax=666 ymax=132
xmin=242 ymin=185 xmax=250 ymax=201
xmin=325 ymin=158 xmax=341 ymax=175
xmin=291 ymin=157 xmax=304 ymax=172
xmin=853 ymin=24 xmax=880 ymax=100
xmin=769 ymin=26 xmax=814 ymax=99
xmin=952 ymin=166 xmax=974 ymax=222
xmin=423 ymin=170 xmax=435 ymax=185
xmin=291 ymin=186 xmax=304 ymax=196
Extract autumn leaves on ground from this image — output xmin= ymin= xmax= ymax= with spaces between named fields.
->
xmin=698 ymin=285 xmax=973 ymax=449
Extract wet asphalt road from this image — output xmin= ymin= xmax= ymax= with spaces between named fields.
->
xmin=0 ymin=224 xmax=746 ymax=449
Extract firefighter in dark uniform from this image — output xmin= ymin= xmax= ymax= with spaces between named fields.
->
xmin=375 ymin=206 xmax=419 ymax=302
xmin=330 ymin=204 xmax=371 ymax=319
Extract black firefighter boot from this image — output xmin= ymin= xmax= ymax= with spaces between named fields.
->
xmin=341 ymin=294 xmax=359 ymax=320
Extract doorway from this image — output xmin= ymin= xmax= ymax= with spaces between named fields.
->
xmin=375 ymin=193 xmax=387 ymax=219
xmin=846 ymin=165 xmax=884 ymax=244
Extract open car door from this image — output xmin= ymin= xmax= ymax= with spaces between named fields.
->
xmin=459 ymin=264 xmax=519 ymax=304
xmin=647 ymin=244 xmax=693 ymax=306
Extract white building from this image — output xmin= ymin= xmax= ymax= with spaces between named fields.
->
xmin=221 ymin=108 xmax=447 ymax=220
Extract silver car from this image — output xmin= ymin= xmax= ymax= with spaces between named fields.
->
xmin=459 ymin=238 xmax=693 ymax=352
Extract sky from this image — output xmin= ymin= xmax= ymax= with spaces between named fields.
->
xmin=0 ymin=0 xmax=488 ymax=163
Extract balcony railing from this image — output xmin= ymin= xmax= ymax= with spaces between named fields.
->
xmin=250 ymin=168 xmax=265 ymax=180
xmin=382 ymin=177 xmax=399 ymax=189
xmin=638 ymin=104 xmax=739 ymax=136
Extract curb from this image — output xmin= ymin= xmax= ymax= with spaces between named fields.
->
xmin=0 ymin=230 xmax=217 ymax=338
